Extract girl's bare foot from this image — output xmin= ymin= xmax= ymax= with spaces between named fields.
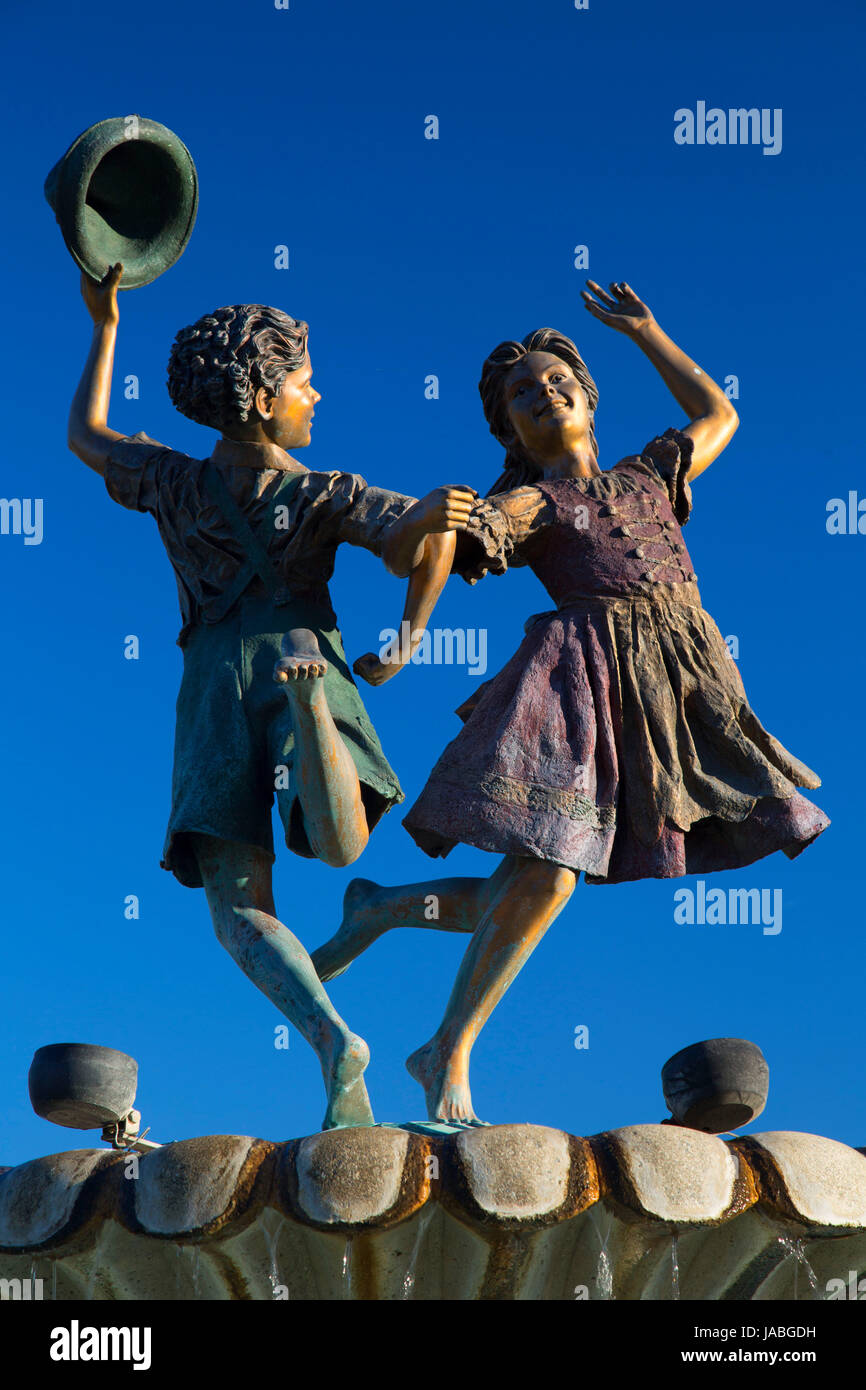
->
xmin=321 ymin=1029 xmax=374 ymax=1129
xmin=406 ymin=1040 xmax=488 ymax=1127
xmin=274 ymin=628 xmax=328 ymax=706
xmin=311 ymin=878 xmax=383 ymax=982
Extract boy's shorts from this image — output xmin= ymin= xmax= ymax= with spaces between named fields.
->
xmin=161 ymin=591 xmax=404 ymax=887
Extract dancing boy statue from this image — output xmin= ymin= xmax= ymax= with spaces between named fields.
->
xmin=67 ymin=262 xmax=475 ymax=1129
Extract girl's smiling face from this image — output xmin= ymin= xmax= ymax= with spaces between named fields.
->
xmin=502 ymin=351 xmax=592 ymax=463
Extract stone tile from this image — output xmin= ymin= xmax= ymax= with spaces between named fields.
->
xmin=0 ymin=1150 xmax=115 ymax=1248
xmin=134 ymin=1136 xmax=257 ymax=1235
xmin=456 ymin=1124 xmax=572 ymax=1219
xmin=606 ymin=1124 xmax=740 ymax=1222
xmin=750 ymin=1132 xmax=866 ymax=1228
xmin=296 ymin=1128 xmax=410 ymax=1225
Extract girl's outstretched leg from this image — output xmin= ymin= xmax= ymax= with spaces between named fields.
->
xmin=312 ymin=859 xmax=516 ymax=982
xmin=406 ymin=857 xmax=576 ymax=1125
xmin=192 ymin=833 xmax=374 ymax=1130
xmin=274 ymin=628 xmax=369 ymax=869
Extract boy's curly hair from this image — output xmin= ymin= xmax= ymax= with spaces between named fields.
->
xmin=167 ymin=304 xmax=309 ymax=431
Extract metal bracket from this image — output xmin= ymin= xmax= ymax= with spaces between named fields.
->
xmin=101 ymin=1108 xmax=162 ymax=1153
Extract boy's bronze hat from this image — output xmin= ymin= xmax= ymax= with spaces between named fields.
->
xmin=45 ymin=116 xmax=198 ymax=289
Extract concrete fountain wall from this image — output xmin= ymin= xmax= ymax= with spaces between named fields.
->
xmin=1 ymin=1124 xmax=865 ymax=1300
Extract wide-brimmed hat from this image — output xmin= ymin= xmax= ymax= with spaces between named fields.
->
xmin=45 ymin=116 xmax=198 ymax=289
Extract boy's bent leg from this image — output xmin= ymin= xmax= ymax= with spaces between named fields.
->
xmin=312 ymin=858 xmax=517 ymax=982
xmin=274 ymin=629 xmax=368 ymax=869
xmin=192 ymin=833 xmax=374 ymax=1129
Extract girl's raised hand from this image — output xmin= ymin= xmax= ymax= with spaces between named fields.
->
xmin=81 ymin=262 xmax=123 ymax=326
xmin=581 ymin=280 xmax=654 ymax=336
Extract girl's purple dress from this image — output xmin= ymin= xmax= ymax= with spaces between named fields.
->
xmin=403 ymin=429 xmax=829 ymax=883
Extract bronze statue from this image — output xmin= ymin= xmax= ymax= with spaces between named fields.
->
xmin=45 ymin=116 xmax=198 ymax=290
xmin=53 ymin=119 xmax=828 ymax=1137
xmin=67 ymin=262 xmax=475 ymax=1129
xmin=312 ymin=280 xmax=830 ymax=1126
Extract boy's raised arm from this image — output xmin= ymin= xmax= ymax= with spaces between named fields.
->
xmin=68 ymin=262 xmax=126 ymax=475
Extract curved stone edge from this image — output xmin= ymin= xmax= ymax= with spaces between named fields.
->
xmin=734 ymin=1132 xmax=866 ymax=1232
xmin=284 ymin=1127 xmax=428 ymax=1229
xmin=2 ymin=1125 xmax=865 ymax=1251
xmin=128 ymin=1136 xmax=278 ymax=1240
xmin=0 ymin=1150 xmax=125 ymax=1254
xmin=592 ymin=1125 xmax=758 ymax=1226
xmin=446 ymin=1125 xmax=600 ymax=1227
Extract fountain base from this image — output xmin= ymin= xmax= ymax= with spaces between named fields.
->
xmin=1 ymin=1124 xmax=864 ymax=1300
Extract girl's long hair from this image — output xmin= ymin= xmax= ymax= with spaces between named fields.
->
xmin=478 ymin=327 xmax=599 ymax=495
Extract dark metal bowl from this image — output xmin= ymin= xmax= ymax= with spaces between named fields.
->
xmin=28 ymin=1043 xmax=138 ymax=1130
xmin=662 ymin=1038 xmax=769 ymax=1134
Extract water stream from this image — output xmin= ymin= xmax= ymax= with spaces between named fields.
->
xmin=588 ymin=1207 xmax=615 ymax=1300
xmin=401 ymin=1204 xmax=435 ymax=1300
xmin=777 ymin=1236 xmax=820 ymax=1300
xmin=260 ymin=1211 xmax=288 ymax=1299
xmin=671 ymin=1231 xmax=681 ymax=1300
xmin=341 ymin=1236 xmax=354 ymax=1299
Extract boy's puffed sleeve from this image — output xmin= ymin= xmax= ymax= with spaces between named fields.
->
xmin=326 ymin=473 xmax=418 ymax=556
xmin=103 ymin=431 xmax=173 ymax=514
xmin=453 ymin=486 xmax=549 ymax=584
xmin=637 ymin=427 xmax=694 ymax=525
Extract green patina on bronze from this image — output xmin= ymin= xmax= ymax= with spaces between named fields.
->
xmin=45 ymin=116 xmax=197 ymax=288
xmin=61 ymin=135 xmax=468 ymax=1132
xmin=165 ymin=589 xmax=404 ymax=890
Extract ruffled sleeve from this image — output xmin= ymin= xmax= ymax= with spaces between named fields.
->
xmin=638 ymin=427 xmax=694 ymax=525
xmin=452 ymin=485 xmax=549 ymax=584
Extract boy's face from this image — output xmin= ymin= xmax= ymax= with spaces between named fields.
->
xmin=256 ymin=351 xmax=321 ymax=450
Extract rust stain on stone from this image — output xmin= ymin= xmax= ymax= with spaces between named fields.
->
xmin=724 ymin=1143 xmax=761 ymax=1219
xmin=477 ymin=1231 xmax=535 ymax=1300
xmin=345 ymin=1230 xmax=379 ymax=1300
xmin=731 ymin=1138 xmax=800 ymax=1226
xmin=205 ymin=1245 xmax=252 ymax=1301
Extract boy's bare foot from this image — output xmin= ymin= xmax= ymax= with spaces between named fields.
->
xmin=311 ymin=878 xmax=383 ymax=982
xmin=406 ymin=1040 xmax=489 ymax=1127
xmin=321 ymin=1030 xmax=374 ymax=1130
xmin=274 ymin=629 xmax=328 ymax=705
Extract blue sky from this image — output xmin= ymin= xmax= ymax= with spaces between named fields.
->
xmin=2 ymin=0 xmax=864 ymax=1166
